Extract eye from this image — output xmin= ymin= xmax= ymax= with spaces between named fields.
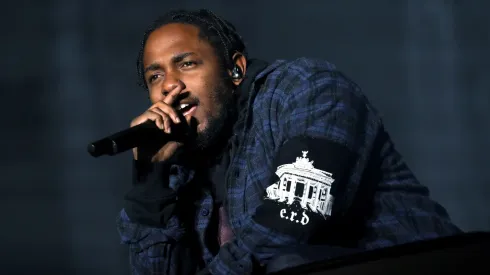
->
xmin=181 ymin=61 xmax=196 ymax=68
xmin=148 ymin=74 xmax=161 ymax=83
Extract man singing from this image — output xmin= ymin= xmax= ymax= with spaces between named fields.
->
xmin=118 ymin=9 xmax=461 ymax=275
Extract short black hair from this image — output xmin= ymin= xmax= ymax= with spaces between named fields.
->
xmin=136 ymin=9 xmax=247 ymax=89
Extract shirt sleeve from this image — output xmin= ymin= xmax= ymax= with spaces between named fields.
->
xmin=208 ymin=69 xmax=370 ymax=274
xmin=117 ymin=209 xmax=186 ymax=275
xmin=207 ymin=67 xmax=461 ymax=274
xmin=124 ymin=160 xmax=178 ymax=227
xmin=360 ymin=135 xmax=462 ymax=249
xmin=117 ymin=159 xmax=198 ymax=275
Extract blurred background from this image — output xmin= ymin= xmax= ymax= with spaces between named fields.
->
xmin=1 ymin=0 xmax=489 ymax=274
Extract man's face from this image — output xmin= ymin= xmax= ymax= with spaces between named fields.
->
xmin=143 ymin=23 xmax=233 ymax=149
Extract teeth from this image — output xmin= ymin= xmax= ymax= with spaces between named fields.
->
xmin=178 ymin=103 xmax=189 ymax=110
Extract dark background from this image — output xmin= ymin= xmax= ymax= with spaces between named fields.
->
xmin=1 ymin=0 xmax=489 ymax=274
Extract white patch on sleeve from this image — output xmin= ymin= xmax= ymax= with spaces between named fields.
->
xmin=265 ymin=151 xmax=335 ymax=225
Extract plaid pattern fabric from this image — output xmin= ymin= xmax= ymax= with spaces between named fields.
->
xmin=117 ymin=58 xmax=461 ymax=275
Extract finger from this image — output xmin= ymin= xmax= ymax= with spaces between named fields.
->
xmin=162 ymin=86 xmax=182 ymax=106
xmin=149 ymin=108 xmax=173 ymax=133
xmin=131 ymin=111 xmax=163 ymax=129
xmin=150 ymin=102 xmax=181 ymax=124
xmin=148 ymin=110 xmax=166 ymax=130
xmin=130 ymin=112 xmax=155 ymax=128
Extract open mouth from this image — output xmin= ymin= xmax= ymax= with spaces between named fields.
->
xmin=177 ymin=103 xmax=197 ymax=117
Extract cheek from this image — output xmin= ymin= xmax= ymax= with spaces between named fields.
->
xmin=194 ymin=105 xmax=211 ymax=123
xmin=148 ymin=89 xmax=163 ymax=103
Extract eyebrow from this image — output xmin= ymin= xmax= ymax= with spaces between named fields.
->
xmin=172 ymin=52 xmax=196 ymax=63
xmin=144 ymin=52 xmax=197 ymax=74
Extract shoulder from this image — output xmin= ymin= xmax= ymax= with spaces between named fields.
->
xmin=253 ymin=57 xmax=379 ymax=118
xmin=249 ymin=58 xmax=382 ymax=151
xmin=256 ymin=58 xmax=355 ymax=92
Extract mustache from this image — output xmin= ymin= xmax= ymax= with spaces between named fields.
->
xmin=173 ymin=91 xmax=200 ymax=106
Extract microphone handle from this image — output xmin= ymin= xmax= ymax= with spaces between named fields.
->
xmin=87 ymin=121 xmax=170 ymax=158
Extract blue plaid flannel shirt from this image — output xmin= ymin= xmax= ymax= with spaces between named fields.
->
xmin=117 ymin=58 xmax=461 ymax=274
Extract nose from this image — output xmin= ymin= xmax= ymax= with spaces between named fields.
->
xmin=162 ymin=73 xmax=185 ymax=96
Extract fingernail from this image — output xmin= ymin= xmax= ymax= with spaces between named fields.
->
xmin=175 ymin=117 xmax=181 ymax=123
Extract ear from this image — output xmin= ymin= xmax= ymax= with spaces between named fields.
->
xmin=228 ymin=52 xmax=247 ymax=86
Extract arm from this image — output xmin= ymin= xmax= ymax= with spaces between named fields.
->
xmin=208 ymin=68 xmax=370 ymax=274
xmin=117 ymin=209 xmax=185 ymax=275
xmin=117 ymin=160 xmax=197 ymax=275
xmin=362 ymin=184 xmax=462 ymax=250
xmin=360 ymin=134 xmax=462 ymax=249
xmin=208 ymin=66 xmax=461 ymax=274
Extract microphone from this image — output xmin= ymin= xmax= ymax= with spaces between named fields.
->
xmin=87 ymin=120 xmax=189 ymax=158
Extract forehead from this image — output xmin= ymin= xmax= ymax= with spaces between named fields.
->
xmin=143 ymin=23 xmax=211 ymax=64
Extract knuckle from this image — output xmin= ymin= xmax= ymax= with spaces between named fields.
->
xmin=155 ymin=101 xmax=169 ymax=107
xmin=144 ymin=112 xmax=156 ymax=119
xmin=152 ymin=104 xmax=169 ymax=113
xmin=162 ymin=114 xmax=170 ymax=121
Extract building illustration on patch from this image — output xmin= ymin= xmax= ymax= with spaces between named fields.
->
xmin=265 ymin=151 xmax=335 ymax=219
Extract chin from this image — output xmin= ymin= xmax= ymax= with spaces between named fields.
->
xmin=195 ymin=120 xmax=208 ymax=133
xmin=191 ymin=110 xmax=230 ymax=151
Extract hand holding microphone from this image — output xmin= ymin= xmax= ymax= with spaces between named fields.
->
xmin=87 ymin=88 xmax=192 ymax=161
xmin=130 ymin=89 xmax=185 ymax=162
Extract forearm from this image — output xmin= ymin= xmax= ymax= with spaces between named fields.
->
xmin=119 ymin=208 xmax=202 ymax=275
xmin=362 ymin=187 xmax=462 ymax=250
xmin=119 ymin=159 xmax=197 ymax=274
xmin=124 ymin=159 xmax=179 ymax=226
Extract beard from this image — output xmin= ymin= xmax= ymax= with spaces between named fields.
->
xmin=192 ymin=79 xmax=236 ymax=153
